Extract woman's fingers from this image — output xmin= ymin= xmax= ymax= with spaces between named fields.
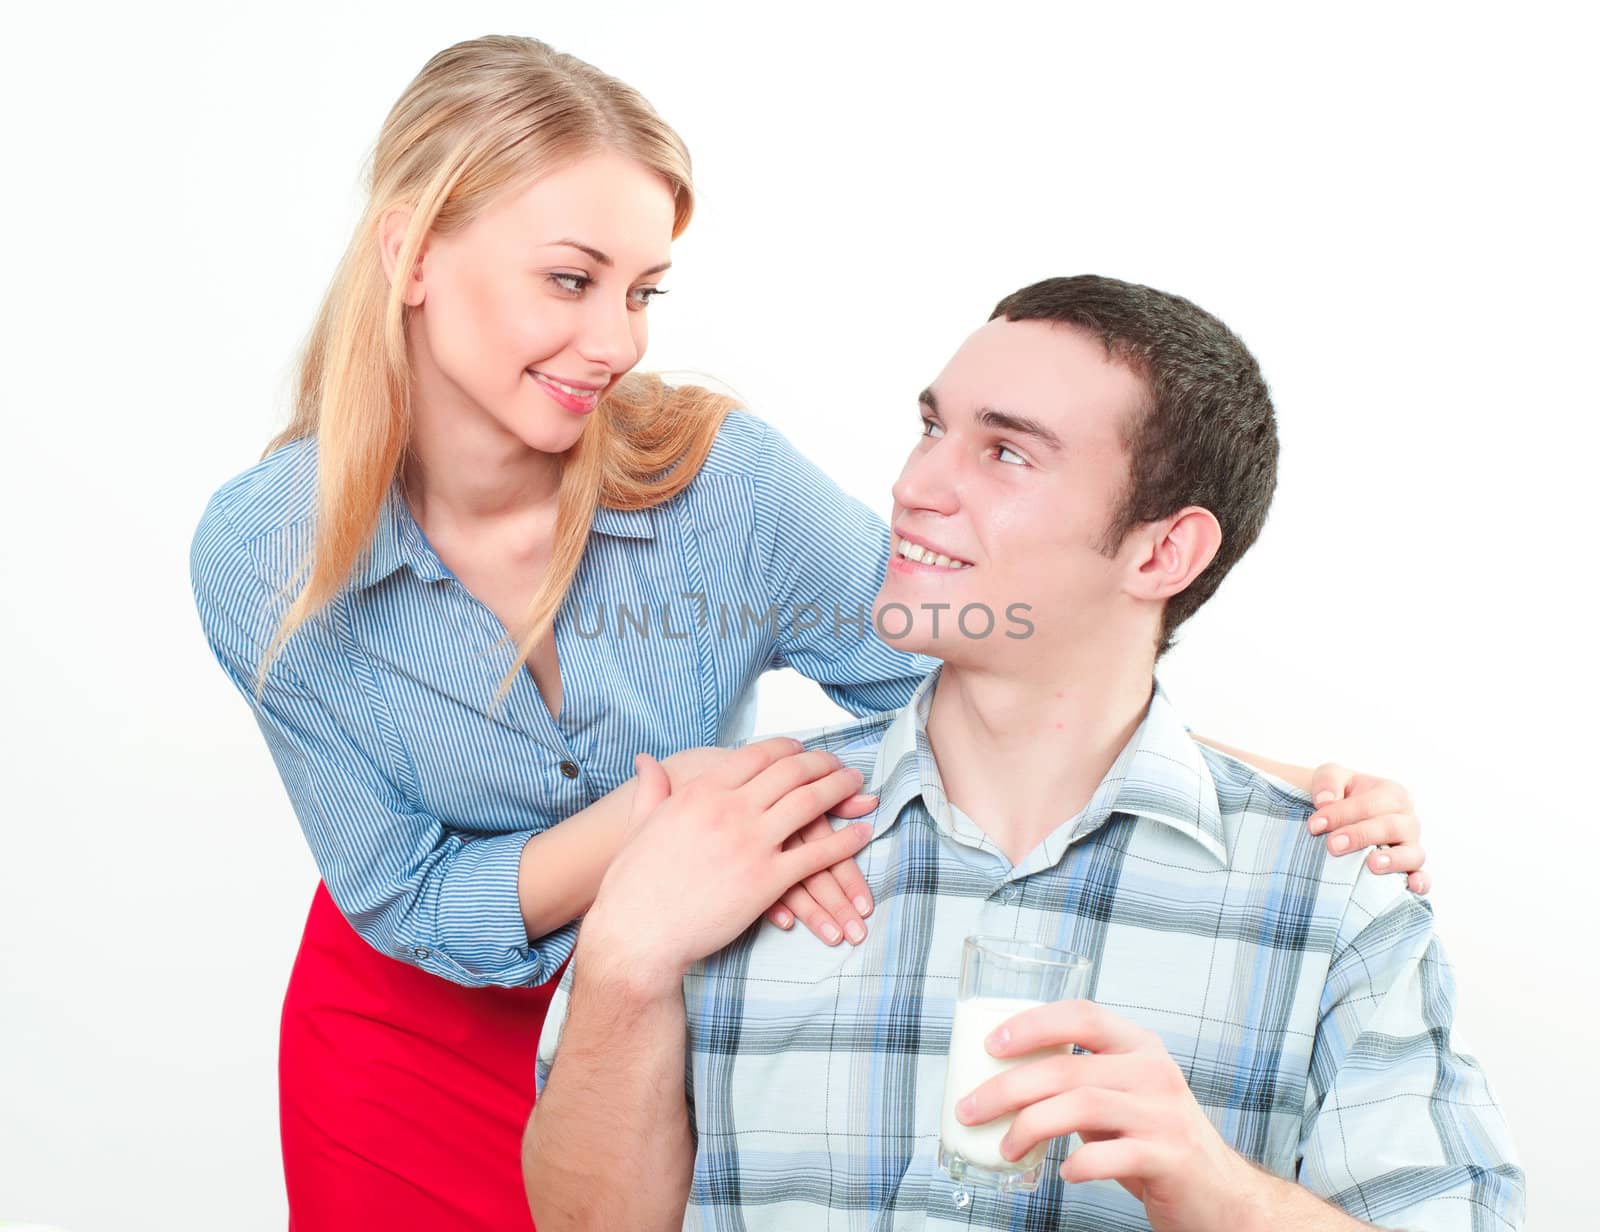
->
xmin=1320 ymin=813 xmax=1421 ymax=857
xmin=1307 ymin=783 xmax=1411 ymax=836
xmin=795 ymin=863 xmax=867 ymax=944
xmin=793 ymin=816 xmax=874 ymax=917
xmin=1367 ymin=842 xmax=1425 ymax=875
xmin=764 ymin=902 xmax=795 ymax=930
xmin=1407 ymin=869 xmax=1433 ymax=896
xmin=771 ymin=885 xmax=843 ymax=944
xmin=1308 ymin=762 xmax=1355 ymax=806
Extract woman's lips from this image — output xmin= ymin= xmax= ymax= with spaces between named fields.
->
xmin=528 ymin=370 xmax=603 ymax=415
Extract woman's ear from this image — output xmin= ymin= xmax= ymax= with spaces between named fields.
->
xmin=1127 ymin=506 xmax=1223 ymax=602
xmin=377 ymin=205 xmax=428 ymax=307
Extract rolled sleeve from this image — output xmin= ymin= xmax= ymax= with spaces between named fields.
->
xmin=192 ymin=502 xmax=561 ymax=988
xmin=534 ymin=964 xmax=577 ymax=1096
xmin=1299 ymin=881 xmax=1526 ymax=1229
xmin=749 ymin=418 xmax=934 ymax=716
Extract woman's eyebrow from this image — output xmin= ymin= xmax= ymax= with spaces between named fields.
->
xmin=543 ymin=238 xmax=671 ymax=276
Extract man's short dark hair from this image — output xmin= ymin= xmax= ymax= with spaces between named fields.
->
xmin=990 ymin=274 xmax=1278 ymax=655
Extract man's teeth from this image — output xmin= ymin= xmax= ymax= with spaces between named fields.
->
xmin=895 ymin=537 xmax=972 ymax=569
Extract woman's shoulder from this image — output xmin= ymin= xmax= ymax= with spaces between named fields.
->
xmin=191 ymin=436 xmax=318 ymax=589
xmin=696 ymin=406 xmax=773 ymax=479
xmin=694 ymin=406 xmax=822 ymax=489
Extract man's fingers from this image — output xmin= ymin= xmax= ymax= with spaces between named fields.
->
xmin=628 ymin=753 xmax=673 ymax=829
xmin=955 ymin=1052 xmax=1151 ymax=1126
xmin=1058 ymin=1137 xmax=1150 ymax=1187
xmin=779 ymin=821 xmax=872 ymax=886
xmin=700 ymin=737 xmax=806 ymax=790
xmin=1001 ymin=1087 xmax=1153 ymax=1163
xmin=1408 ymin=868 xmax=1433 ymax=895
xmin=829 ymin=792 xmax=880 ymax=821
xmin=987 ymin=999 xmax=1154 ymax=1058
xmin=742 ymin=749 xmax=847 ymax=812
xmin=764 ymin=768 xmax=866 ymax=841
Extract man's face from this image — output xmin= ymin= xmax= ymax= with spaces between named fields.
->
xmin=874 ymin=318 xmax=1150 ymax=665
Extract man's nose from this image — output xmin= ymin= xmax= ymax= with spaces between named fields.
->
xmin=891 ymin=441 xmax=961 ymax=517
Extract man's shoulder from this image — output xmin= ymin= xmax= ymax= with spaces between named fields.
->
xmin=1195 ymin=743 xmax=1419 ymax=944
xmin=756 ymin=708 xmax=902 ymax=774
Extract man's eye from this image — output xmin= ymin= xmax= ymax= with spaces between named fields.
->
xmin=921 ymin=419 xmax=944 ymax=438
xmin=995 ymin=445 xmax=1027 ymax=466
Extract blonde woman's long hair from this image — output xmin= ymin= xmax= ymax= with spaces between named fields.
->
xmin=260 ymin=35 xmax=733 ymax=694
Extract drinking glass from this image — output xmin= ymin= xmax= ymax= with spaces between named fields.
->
xmin=937 ymin=936 xmax=1093 ymax=1195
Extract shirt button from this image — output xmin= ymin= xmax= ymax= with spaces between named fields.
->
xmin=558 ymin=760 xmax=580 ymax=779
xmin=412 ymin=946 xmax=430 ymax=960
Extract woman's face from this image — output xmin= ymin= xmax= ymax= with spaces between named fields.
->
xmin=391 ymin=151 xmax=677 ymax=454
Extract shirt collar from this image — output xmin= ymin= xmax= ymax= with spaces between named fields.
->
xmin=351 ymin=491 xmax=656 ymax=592
xmin=591 ymin=505 xmax=656 ymax=540
xmin=864 ymin=666 xmax=1228 ymax=870
xmin=352 ymin=488 xmax=413 ymax=589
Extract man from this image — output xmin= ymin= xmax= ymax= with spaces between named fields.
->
xmin=524 ymin=276 xmax=1523 ymax=1230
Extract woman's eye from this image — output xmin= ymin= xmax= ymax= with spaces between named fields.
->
xmin=995 ymin=444 xmax=1027 ymax=466
xmin=549 ymin=272 xmax=590 ymax=294
xmin=629 ymin=285 xmax=668 ymax=308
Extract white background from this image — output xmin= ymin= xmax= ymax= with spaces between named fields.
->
xmin=2 ymin=2 xmax=1593 ymax=1227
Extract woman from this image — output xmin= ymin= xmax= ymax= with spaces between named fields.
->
xmin=190 ymin=35 xmax=1428 ymax=1231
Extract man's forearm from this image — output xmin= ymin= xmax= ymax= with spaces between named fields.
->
xmin=523 ymin=932 xmax=693 ymax=1231
xmin=1242 ymin=1164 xmax=1379 ymax=1231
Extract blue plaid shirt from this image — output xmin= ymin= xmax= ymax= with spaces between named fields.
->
xmin=538 ymin=668 xmax=1523 ymax=1230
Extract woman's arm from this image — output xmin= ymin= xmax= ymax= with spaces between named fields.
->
xmin=1193 ymin=735 xmax=1430 ymax=894
xmin=746 ymin=414 xmax=935 ymax=718
xmin=514 ymin=745 xmax=730 ymax=939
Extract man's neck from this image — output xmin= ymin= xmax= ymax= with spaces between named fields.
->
xmin=925 ymin=640 xmax=1157 ymax=867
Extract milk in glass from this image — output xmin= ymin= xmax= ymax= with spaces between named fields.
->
xmin=939 ymin=996 xmax=1060 ymax=1170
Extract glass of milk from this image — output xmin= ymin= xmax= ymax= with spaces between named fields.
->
xmin=937 ymin=936 xmax=1093 ymax=1195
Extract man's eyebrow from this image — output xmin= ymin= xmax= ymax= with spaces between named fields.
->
xmin=978 ymin=408 xmax=1063 ymax=452
xmin=917 ymin=388 xmax=1063 ymax=451
xmin=544 ymin=239 xmax=672 ymax=277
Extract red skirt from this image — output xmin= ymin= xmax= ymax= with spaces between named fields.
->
xmin=280 ymin=882 xmax=561 ymax=1231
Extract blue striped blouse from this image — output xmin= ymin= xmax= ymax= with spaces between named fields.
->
xmin=190 ymin=409 xmax=933 ymax=988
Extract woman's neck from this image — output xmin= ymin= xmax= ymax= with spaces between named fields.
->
xmin=403 ymin=385 xmax=564 ymax=526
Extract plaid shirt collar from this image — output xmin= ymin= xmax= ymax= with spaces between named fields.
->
xmin=864 ymin=666 xmax=1229 ymax=875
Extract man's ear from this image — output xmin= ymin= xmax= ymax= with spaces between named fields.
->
xmin=378 ymin=205 xmax=428 ymax=307
xmin=1126 ymin=506 xmax=1223 ymax=602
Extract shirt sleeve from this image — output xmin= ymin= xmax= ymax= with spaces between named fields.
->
xmin=191 ymin=500 xmax=567 ymax=989
xmin=1298 ymin=881 xmax=1526 ymax=1229
xmin=534 ymin=963 xmax=576 ymax=1096
xmin=750 ymin=418 xmax=936 ymax=717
